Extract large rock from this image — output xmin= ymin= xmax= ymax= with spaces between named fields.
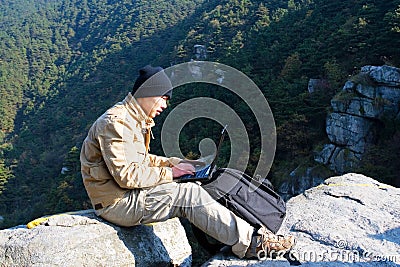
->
xmin=0 ymin=212 xmax=191 ymax=267
xmin=307 ymin=79 xmax=329 ymax=94
xmin=202 ymin=173 xmax=400 ymax=266
xmin=331 ymin=97 xmax=383 ymax=118
xmin=285 ymin=65 xmax=400 ymax=199
xmin=314 ymin=144 xmax=361 ymax=174
xmin=278 ymin=165 xmax=328 ymax=201
xmin=361 ymin=65 xmax=400 ymax=87
xmin=315 ymin=65 xmax=400 ymax=174
xmin=326 ymin=112 xmax=376 ymax=154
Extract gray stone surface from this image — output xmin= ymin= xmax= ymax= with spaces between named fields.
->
xmin=279 ymin=65 xmax=400 ymax=201
xmin=376 ymin=85 xmax=400 ymax=115
xmin=279 ymin=166 xmax=327 ymax=201
xmin=307 ymin=79 xmax=328 ymax=94
xmin=315 ymin=65 xmax=400 ymax=174
xmin=314 ymin=144 xmax=336 ymax=165
xmin=315 ymin=145 xmax=362 ymax=174
xmin=203 ymin=173 xmax=400 ymax=266
xmin=0 ymin=212 xmax=191 ymax=267
xmin=355 ymin=83 xmax=375 ymax=99
xmin=325 ymin=147 xmax=361 ymax=174
xmin=326 ymin=113 xmax=375 ymax=154
xmin=342 ymin=81 xmax=356 ymax=93
xmin=361 ymin=65 xmax=400 ymax=86
xmin=331 ymin=97 xmax=383 ymax=118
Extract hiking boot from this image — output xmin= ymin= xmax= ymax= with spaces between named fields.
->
xmin=245 ymin=227 xmax=295 ymax=259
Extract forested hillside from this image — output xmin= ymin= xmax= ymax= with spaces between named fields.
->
xmin=0 ymin=0 xmax=399 ymax=228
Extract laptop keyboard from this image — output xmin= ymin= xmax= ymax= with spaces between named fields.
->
xmin=181 ymin=165 xmax=211 ymax=179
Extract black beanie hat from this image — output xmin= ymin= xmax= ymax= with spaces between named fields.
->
xmin=131 ymin=65 xmax=173 ymax=99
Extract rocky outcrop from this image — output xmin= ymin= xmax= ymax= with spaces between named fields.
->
xmin=0 ymin=213 xmax=191 ymax=267
xmin=203 ymin=173 xmax=400 ymax=266
xmin=315 ymin=65 xmax=400 ymax=173
xmin=280 ymin=65 xmax=400 ymax=199
xmin=307 ymin=79 xmax=329 ymax=94
xmin=278 ymin=165 xmax=330 ymax=201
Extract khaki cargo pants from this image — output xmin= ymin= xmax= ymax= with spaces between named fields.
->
xmin=96 ymin=182 xmax=254 ymax=258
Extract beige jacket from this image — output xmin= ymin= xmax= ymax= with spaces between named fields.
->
xmin=80 ymin=93 xmax=181 ymax=209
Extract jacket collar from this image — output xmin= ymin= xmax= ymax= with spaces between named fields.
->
xmin=123 ymin=93 xmax=155 ymax=129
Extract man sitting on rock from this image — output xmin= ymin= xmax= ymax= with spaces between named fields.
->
xmin=80 ymin=65 xmax=294 ymax=259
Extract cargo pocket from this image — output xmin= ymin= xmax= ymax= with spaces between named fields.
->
xmin=144 ymin=183 xmax=174 ymax=221
xmin=88 ymin=162 xmax=111 ymax=180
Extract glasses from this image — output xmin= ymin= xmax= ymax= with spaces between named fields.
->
xmin=161 ymin=96 xmax=170 ymax=106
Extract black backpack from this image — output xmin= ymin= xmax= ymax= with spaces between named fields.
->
xmin=192 ymin=167 xmax=286 ymax=254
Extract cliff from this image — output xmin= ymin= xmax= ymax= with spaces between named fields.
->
xmin=316 ymin=65 xmax=400 ymax=174
xmin=1 ymin=173 xmax=399 ymax=266
xmin=280 ymin=65 xmax=400 ymax=199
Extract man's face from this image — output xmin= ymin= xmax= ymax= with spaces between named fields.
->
xmin=137 ymin=96 xmax=169 ymax=118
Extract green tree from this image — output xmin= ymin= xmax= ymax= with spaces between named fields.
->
xmin=0 ymin=160 xmax=13 ymax=196
xmin=324 ymin=59 xmax=346 ymax=90
xmin=46 ymin=146 xmax=90 ymax=213
xmin=254 ymin=3 xmax=271 ymax=29
xmin=280 ymin=52 xmax=302 ymax=81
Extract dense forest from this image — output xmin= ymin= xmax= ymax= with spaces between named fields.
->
xmin=0 ymin=0 xmax=399 ymax=228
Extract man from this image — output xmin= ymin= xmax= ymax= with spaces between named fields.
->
xmin=80 ymin=65 xmax=294 ymax=259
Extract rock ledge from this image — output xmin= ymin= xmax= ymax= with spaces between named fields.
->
xmin=0 ymin=213 xmax=191 ymax=267
xmin=203 ymin=173 xmax=400 ymax=266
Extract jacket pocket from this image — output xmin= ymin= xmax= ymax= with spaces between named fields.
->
xmin=89 ymin=162 xmax=112 ymax=180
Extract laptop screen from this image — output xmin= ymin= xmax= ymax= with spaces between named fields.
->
xmin=175 ymin=125 xmax=227 ymax=182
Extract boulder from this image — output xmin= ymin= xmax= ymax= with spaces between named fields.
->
xmin=315 ymin=145 xmax=362 ymax=174
xmin=326 ymin=113 xmax=375 ymax=154
xmin=307 ymin=79 xmax=329 ymax=94
xmin=361 ymin=65 xmax=400 ymax=87
xmin=0 ymin=212 xmax=191 ymax=267
xmin=342 ymin=80 xmax=356 ymax=93
xmin=314 ymin=144 xmax=336 ymax=165
xmin=376 ymin=85 xmax=400 ymax=115
xmin=331 ymin=97 xmax=383 ymax=118
xmin=324 ymin=147 xmax=361 ymax=174
xmin=278 ymin=165 xmax=328 ymax=201
xmin=202 ymin=173 xmax=400 ymax=266
xmin=355 ymin=83 xmax=375 ymax=99
xmin=313 ymin=65 xmax=400 ymax=174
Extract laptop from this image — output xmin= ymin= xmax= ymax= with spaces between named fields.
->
xmin=175 ymin=125 xmax=227 ymax=183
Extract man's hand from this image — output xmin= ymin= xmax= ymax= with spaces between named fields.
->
xmin=172 ymin=163 xmax=195 ymax=178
